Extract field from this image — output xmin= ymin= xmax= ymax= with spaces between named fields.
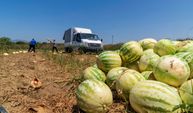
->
xmin=0 ymin=50 xmax=128 ymax=113
xmin=2 ymin=38 xmax=193 ymax=113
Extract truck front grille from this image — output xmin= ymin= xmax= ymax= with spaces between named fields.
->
xmin=88 ymin=43 xmax=101 ymax=48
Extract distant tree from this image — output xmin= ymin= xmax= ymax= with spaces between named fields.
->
xmin=0 ymin=37 xmax=13 ymax=45
xmin=16 ymin=41 xmax=27 ymax=44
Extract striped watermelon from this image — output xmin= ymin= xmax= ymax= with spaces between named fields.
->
xmin=138 ymin=49 xmax=160 ymax=72
xmin=175 ymin=52 xmax=193 ymax=63
xmin=175 ymin=40 xmax=191 ymax=50
xmin=130 ymin=80 xmax=182 ymax=113
xmin=141 ymin=71 xmax=154 ymax=80
xmin=83 ymin=67 xmax=106 ymax=82
xmin=172 ymin=41 xmax=181 ymax=47
xmin=116 ymin=69 xmax=145 ymax=100
xmin=106 ymin=67 xmax=128 ymax=89
xmin=119 ymin=41 xmax=143 ymax=63
xmin=76 ymin=79 xmax=113 ymax=113
xmin=97 ymin=51 xmax=122 ymax=73
xmin=139 ymin=38 xmax=157 ymax=50
xmin=179 ymin=79 xmax=193 ymax=112
xmin=123 ymin=61 xmax=140 ymax=72
xmin=175 ymin=52 xmax=193 ymax=79
xmin=115 ymin=49 xmax=120 ymax=54
xmin=177 ymin=41 xmax=193 ymax=52
xmin=154 ymin=39 xmax=176 ymax=56
xmin=153 ymin=55 xmax=190 ymax=87
xmin=92 ymin=63 xmax=98 ymax=68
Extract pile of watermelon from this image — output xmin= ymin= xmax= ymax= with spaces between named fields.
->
xmin=76 ymin=38 xmax=193 ymax=113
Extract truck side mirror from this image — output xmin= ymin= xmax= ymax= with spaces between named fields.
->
xmin=101 ymin=39 xmax=103 ymax=42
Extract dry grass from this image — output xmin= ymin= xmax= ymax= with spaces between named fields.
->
xmin=42 ymin=52 xmax=97 ymax=83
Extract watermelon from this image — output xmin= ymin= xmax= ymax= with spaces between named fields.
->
xmin=119 ymin=41 xmax=143 ymax=63
xmin=172 ymin=40 xmax=181 ymax=47
xmin=130 ymin=80 xmax=182 ymax=113
xmin=138 ymin=49 xmax=160 ymax=72
xmin=76 ymin=79 xmax=113 ymax=113
xmin=179 ymin=79 xmax=193 ymax=112
xmin=97 ymin=51 xmax=122 ymax=73
xmin=177 ymin=41 xmax=193 ymax=52
xmin=116 ymin=69 xmax=145 ymax=100
xmin=175 ymin=40 xmax=191 ymax=50
xmin=92 ymin=64 xmax=98 ymax=68
xmin=154 ymin=39 xmax=176 ymax=56
xmin=106 ymin=67 xmax=128 ymax=89
xmin=123 ymin=61 xmax=140 ymax=72
xmin=153 ymin=55 xmax=190 ymax=87
xmin=114 ymin=49 xmax=120 ymax=54
xmin=139 ymin=38 xmax=157 ymax=50
xmin=175 ymin=52 xmax=193 ymax=79
xmin=141 ymin=71 xmax=154 ymax=80
xmin=83 ymin=67 xmax=106 ymax=82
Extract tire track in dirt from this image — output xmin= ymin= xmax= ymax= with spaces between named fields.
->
xmin=0 ymin=53 xmax=76 ymax=113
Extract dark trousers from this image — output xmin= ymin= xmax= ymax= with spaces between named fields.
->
xmin=52 ymin=46 xmax=58 ymax=53
xmin=28 ymin=45 xmax=35 ymax=52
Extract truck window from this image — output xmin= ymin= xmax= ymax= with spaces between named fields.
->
xmin=75 ymin=34 xmax=81 ymax=42
xmin=73 ymin=34 xmax=81 ymax=42
xmin=73 ymin=35 xmax=76 ymax=41
xmin=76 ymin=37 xmax=81 ymax=42
xmin=79 ymin=34 xmax=100 ymax=40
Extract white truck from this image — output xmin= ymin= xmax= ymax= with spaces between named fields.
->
xmin=63 ymin=27 xmax=103 ymax=53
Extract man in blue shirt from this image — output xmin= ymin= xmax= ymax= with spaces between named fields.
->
xmin=28 ymin=38 xmax=37 ymax=52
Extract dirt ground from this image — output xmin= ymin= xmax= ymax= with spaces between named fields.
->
xmin=0 ymin=52 xmax=79 ymax=113
xmin=0 ymin=52 xmax=127 ymax=113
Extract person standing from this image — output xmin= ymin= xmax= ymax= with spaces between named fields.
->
xmin=28 ymin=38 xmax=37 ymax=52
xmin=48 ymin=39 xmax=58 ymax=53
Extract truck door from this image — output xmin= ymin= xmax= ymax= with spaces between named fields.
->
xmin=72 ymin=34 xmax=81 ymax=48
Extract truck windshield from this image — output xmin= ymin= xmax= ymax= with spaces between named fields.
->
xmin=79 ymin=34 xmax=100 ymax=40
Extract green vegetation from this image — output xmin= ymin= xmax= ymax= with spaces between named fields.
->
xmin=0 ymin=37 xmax=28 ymax=53
xmin=0 ymin=37 xmax=64 ymax=53
xmin=0 ymin=37 xmax=126 ymax=54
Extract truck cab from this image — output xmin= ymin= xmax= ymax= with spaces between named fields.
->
xmin=63 ymin=27 xmax=103 ymax=53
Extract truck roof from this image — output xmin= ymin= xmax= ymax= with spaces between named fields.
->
xmin=63 ymin=27 xmax=94 ymax=40
xmin=73 ymin=27 xmax=92 ymax=34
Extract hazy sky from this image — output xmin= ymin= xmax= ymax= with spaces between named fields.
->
xmin=0 ymin=0 xmax=193 ymax=44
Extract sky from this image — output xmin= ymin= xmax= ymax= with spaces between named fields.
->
xmin=0 ymin=0 xmax=193 ymax=44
